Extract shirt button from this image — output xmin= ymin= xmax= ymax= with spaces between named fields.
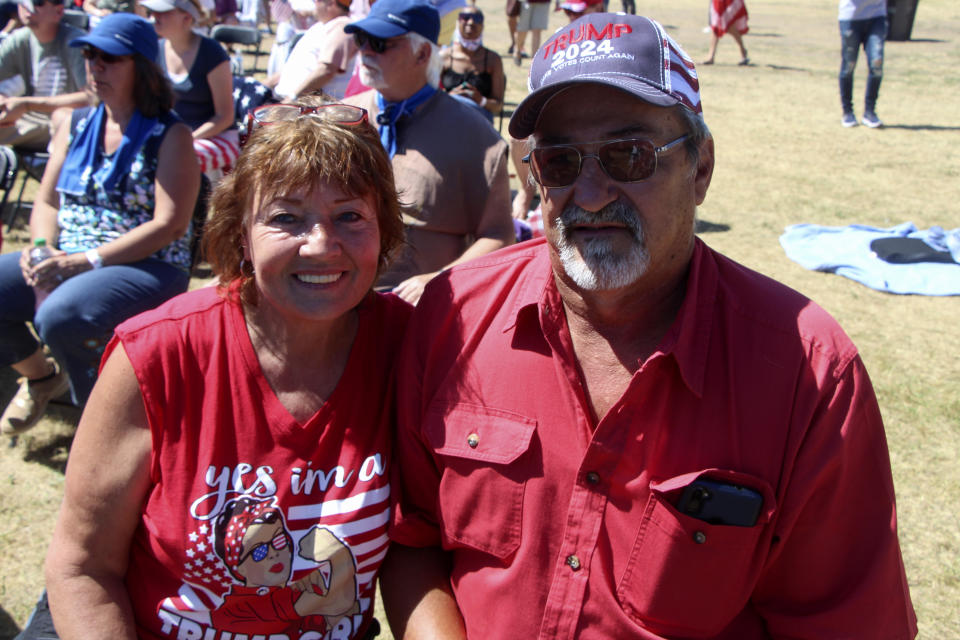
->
xmin=466 ymin=433 xmax=479 ymax=448
xmin=566 ymin=554 xmax=581 ymax=571
xmin=693 ymin=531 xmax=707 ymax=544
xmin=585 ymin=471 xmax=600 ymax=485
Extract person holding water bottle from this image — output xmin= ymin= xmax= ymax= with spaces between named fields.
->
xmin=0 ymin=13 xmax=199 ymax=436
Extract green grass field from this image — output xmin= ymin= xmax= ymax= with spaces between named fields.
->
xmin=2 ymin=0 xmax=958 ymax=637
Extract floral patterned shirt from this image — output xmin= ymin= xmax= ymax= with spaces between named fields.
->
xmin=57 ymin=108 xmax=193 ymax=271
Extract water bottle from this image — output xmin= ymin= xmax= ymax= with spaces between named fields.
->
xmin=28 ymin=238 xmax=55 ymax=309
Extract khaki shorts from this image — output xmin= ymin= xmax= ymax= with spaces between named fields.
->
xmin=517 ymin=1 xmax=550 ymax=32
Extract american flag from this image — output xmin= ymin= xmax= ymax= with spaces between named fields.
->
xmin=270 ymin=0 xmax=293 ymax=24
xmin=655 ymin=22 xmax=702 ymax=115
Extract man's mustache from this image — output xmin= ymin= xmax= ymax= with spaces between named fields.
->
xmin=559 ymin=201 xmax=643 ymax=240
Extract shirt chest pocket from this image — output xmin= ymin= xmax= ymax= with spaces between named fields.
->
xmin=425 ymin=404 xmax=537 ymax=560
xmin=616 ymin=470 xmax=776 ymax=637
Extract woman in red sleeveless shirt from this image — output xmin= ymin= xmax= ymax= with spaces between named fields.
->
xmin=43 ymin=101 xmax=409 ymax=640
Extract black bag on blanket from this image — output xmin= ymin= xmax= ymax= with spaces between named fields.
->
xmin=870 ymin=237 xmax=957 ymax=264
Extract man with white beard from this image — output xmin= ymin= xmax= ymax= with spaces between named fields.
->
xmin=343 ymin=0 xmax=513 ymax=304
xmin=381 ymin=13 xmax=917 ymax=640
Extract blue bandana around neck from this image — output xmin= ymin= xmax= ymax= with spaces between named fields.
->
xmin=56 ymin=103 xmax=161 ymax=196
xmin=375 ymin=84 xmax=438 ymax=158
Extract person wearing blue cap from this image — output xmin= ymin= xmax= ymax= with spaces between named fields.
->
xmin=382 ymin=12 xmax=916 ymax=640
xmin=0 ymin=12 xmax=199 ymax=439
xmin=0 ymin=0 xmax=88 ymax=150
xmin=343 ymin=0 xmax=514 ymax=305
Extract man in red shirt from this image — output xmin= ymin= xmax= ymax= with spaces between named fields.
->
xmin=383 ymin=13 xmax=917 ymax=640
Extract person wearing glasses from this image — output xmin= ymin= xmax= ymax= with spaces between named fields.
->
xmin=382 ymin=14 xmax=917 ymax=640
xmin=0 ymin=14 xmax=198 ymax=437
xmin=38 ymin=101 xmax=408 ymax=640
xmin=343 ymin=0 xmax=514 ymax=305
xmin=273 ymin=0 xmax=356 ymax=101
xmin=439 ymin=8 xmax=504 ymax=124
xmin=0 ymin=0 xmax=88 ymax=150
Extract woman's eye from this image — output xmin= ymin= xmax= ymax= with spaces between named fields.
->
xmin=268 ymin=212 xmax=298 ymax=225
xmin=337 ymin=211 xmax=363 ymax=223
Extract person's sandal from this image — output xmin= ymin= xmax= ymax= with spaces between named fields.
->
xmin=0 ymin=359 xmax=70 ymax=436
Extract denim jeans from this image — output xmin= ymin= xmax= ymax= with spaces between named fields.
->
xmin=839 ymin=16 xmax=887 ymax=114
xmin=0 ymin=251 xmax=189 ymax=404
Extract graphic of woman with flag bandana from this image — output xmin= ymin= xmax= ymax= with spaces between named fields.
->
xmin=211 ymin=496 xmax=358 ymax=637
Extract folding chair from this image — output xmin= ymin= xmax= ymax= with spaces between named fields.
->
xmin=61 ymin=9 xmax=89 ymax=30
xmin=4 ymin=149 xmax=49 ymax=233
xmin=212 ymin=25 xmax=263 ymax=74
xmin=0 ymin=146 xmax=19 ymax=223
xmin=189 ymin=175 xmax=212 ymax=272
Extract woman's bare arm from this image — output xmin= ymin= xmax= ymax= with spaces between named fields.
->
xmin=45 ymin=345 xmax=153 ymax=640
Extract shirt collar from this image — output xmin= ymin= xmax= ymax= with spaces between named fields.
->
xmin=652 ymin=238 xmax=716 ymax=398
xmin=503 ymin=237 xmax=717 ymax=398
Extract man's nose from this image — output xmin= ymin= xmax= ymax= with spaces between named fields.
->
xmin=570 ymin=155 xmax=618 ymax=212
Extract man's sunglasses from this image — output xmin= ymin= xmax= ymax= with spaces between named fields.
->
xmin=458 ymin=12 xmax=483 ymax=23
xmin=241 ymin=103 xmax=369 ymax=146
xmin=524 ymin=135 xmax=689 ymax=188
xmin=352 ymin=31 xmax=391 ymax=54
xmin=240 ymin=532 xmax=289 ymax=564
xmin=26 ymin=0 xmax=64 ymax=8
xmin=81 ymin=46 xmax=130 ymax=65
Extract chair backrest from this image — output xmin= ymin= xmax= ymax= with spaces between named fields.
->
xmin=190 ymin=174 xmax=213 ymax=270
xmin=211 ymin=24 xmax=262 ymax=46
xmin=0 ymin=146 xmax=18 ymax=192
xmin=287 ymin=30 xmax=305 ymax=57
xmin=62 ymin=9 xmax=89 ymax=31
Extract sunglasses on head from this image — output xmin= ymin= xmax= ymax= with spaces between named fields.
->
xmin=524 ymin=135 xmax=689 ymax=188
xmin=28 ymin=0 xmax=64 ymax=8
xmin=81 ymin=46 xmax=130 ymax=65
xmin=241 ymin=103 xmax=369 ymax=147
xmin=352 ymin=31 xmax=389 ymax=54
xmin=240 ymin=532 xmax=289 ymax=564
xmin=458 ymin=12 xmax=483 ymax=23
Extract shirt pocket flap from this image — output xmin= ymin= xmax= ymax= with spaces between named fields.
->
xmin=425 ymin=403 xmax=537 ymax=465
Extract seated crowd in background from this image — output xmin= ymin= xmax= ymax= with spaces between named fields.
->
xmin=0 ymin=14 xmax=200 ymax=435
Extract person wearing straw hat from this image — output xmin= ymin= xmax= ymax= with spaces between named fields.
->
xmin=383 ymin=13 xmax=917 ymax=640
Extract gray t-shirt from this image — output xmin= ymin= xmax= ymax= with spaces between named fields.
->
xmin=0 ymin=22 xmax=86 ymax=97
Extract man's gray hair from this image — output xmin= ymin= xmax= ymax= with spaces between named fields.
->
xmin=407 ymin=31 xmax=442 ymax=89
xmin=675 ymin=105 xmax=711 ymax=165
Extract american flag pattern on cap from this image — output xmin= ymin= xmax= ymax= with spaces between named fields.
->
xmin=509 ymin=14 xmax=702 ymax=139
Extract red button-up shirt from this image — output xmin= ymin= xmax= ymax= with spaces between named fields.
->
xmin=392 ymin=238 xmax=916 ymax=639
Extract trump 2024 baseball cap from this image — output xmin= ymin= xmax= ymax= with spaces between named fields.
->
xmin=509 ymin=14 xmax=702 ymax=139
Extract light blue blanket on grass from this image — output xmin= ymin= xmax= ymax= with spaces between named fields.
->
xmin=779 ymin=222 xmax=960 ymax=296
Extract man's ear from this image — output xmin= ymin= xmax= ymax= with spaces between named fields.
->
xmin=415 ymin=42 xmax=431 ymax=65
xmin=693 ymin=136 xmax=714 ymax=206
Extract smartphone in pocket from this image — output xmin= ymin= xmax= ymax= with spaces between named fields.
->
xmin=676 ymin=479 xmax=763 ymax=527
